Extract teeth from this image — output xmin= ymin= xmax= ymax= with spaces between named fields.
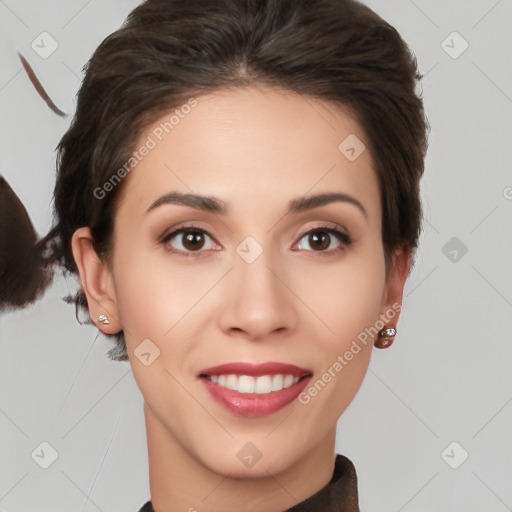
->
xmin=255 ymin=375 xmax=272 ymax=394
xmin=206 ymin=374 xmax=301 ymax=393
xmin=271 ymin=374 xmax=284 ymax=391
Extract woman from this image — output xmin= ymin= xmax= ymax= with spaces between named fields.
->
xmin=1 ymin=0 xmax=428 ymax=510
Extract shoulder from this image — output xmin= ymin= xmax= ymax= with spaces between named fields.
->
xmin=137 ymin=501 xmax=154 ymax=512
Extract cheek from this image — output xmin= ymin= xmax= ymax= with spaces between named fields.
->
xmin=295 ymin=258 xmax=383 ymax=417
xmin=290 ymin=245 xmax=386 ymax=346
xmin=111 ymin=244 xmax=216 ymax=347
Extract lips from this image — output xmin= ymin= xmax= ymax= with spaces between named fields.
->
xmin=197 ymin=362 xmax=313 ymax=418
xmin=198 ymin=361 xmax=312 ymax=378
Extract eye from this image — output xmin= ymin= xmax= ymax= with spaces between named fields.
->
xmin=160 ymin=225 xmax=220 ymax=256
xmin=294 ymin=225 xmax=352 ymax=255
xmin=159 ymin=223 xmax=352 ymax=258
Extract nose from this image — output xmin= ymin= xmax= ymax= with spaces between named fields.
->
xmin=217 ymin=246 xmax=298 ymax=341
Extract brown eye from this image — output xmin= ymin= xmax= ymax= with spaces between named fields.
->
xmin=295 ymin=226 xmax=352 ymax=254
xmin=307 ymin=231 xmax=331 ymax=251
xmin=181 ymin=230 xmax=206 ymax=251
xmin=161 ymin=225 xmax=219 ymax=256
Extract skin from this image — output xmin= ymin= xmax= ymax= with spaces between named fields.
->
xmin=71 ymin=84 xmax=409 ymax=512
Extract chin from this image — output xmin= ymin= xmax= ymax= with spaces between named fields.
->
xmin=200 ymin=443 xmax=302 ymax=479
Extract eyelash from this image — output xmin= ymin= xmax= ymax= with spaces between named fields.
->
xmin=159 ymin=223 xmax=353 ymax=258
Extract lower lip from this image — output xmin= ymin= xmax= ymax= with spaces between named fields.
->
xmin=200 ymin=376 xmax=312 ymax=418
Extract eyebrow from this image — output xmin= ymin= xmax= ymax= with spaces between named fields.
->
xmin=146 ymin=191 xmax=368 ymax=219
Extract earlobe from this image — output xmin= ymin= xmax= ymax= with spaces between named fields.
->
xmin=376 ymin=244 xmax=411 ymax=347
xmin=70 ymin=227 xmax=121 ymax=334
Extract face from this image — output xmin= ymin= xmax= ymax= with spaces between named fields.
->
xmin=73 ymin=84 xmax=407 ymax=478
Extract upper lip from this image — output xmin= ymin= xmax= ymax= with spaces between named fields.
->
xmin=198 ymin=362 xmax=313 ymax=378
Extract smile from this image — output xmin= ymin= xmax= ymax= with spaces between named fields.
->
xmin=197 ymin=362 xmax=313 ymax=418
xmin=202 ymin=374 xmax=304 ymax=393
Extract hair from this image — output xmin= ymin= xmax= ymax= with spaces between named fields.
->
xmin=1 ymin=0 xmax=429 ymax=361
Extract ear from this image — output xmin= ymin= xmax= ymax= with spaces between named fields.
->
xmin=71 ymin=227 xmax=121 ymax=334
xmin=380 ymin=243 xmax=411 ymax=323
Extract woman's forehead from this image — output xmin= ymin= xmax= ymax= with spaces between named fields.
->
xmin=116 ymin=86 xmax=379 ymax=215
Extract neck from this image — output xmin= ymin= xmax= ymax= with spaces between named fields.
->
xmin=144 ymin=401 xmax=337 ymax=512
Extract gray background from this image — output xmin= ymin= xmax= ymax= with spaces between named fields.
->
xmin=0 ymin=1 xmax=511 ymax=511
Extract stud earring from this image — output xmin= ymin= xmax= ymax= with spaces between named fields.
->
xmin=98 ymin=314 xmax=110 ymax=325
xmin=375 ymin=326 xmax=396 ymax=349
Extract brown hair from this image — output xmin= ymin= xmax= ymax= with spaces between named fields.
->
xmin=3 ymin=0 xmax=429 ymax=361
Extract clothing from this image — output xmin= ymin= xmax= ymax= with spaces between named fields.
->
xmin=137 ymin=453 xmax=359 ymax=511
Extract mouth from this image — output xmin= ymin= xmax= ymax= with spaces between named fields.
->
xmin=197 ymin=362 xmax=313 ymax=418
xmin=199 ymin=373 xmax=310 ymax=393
